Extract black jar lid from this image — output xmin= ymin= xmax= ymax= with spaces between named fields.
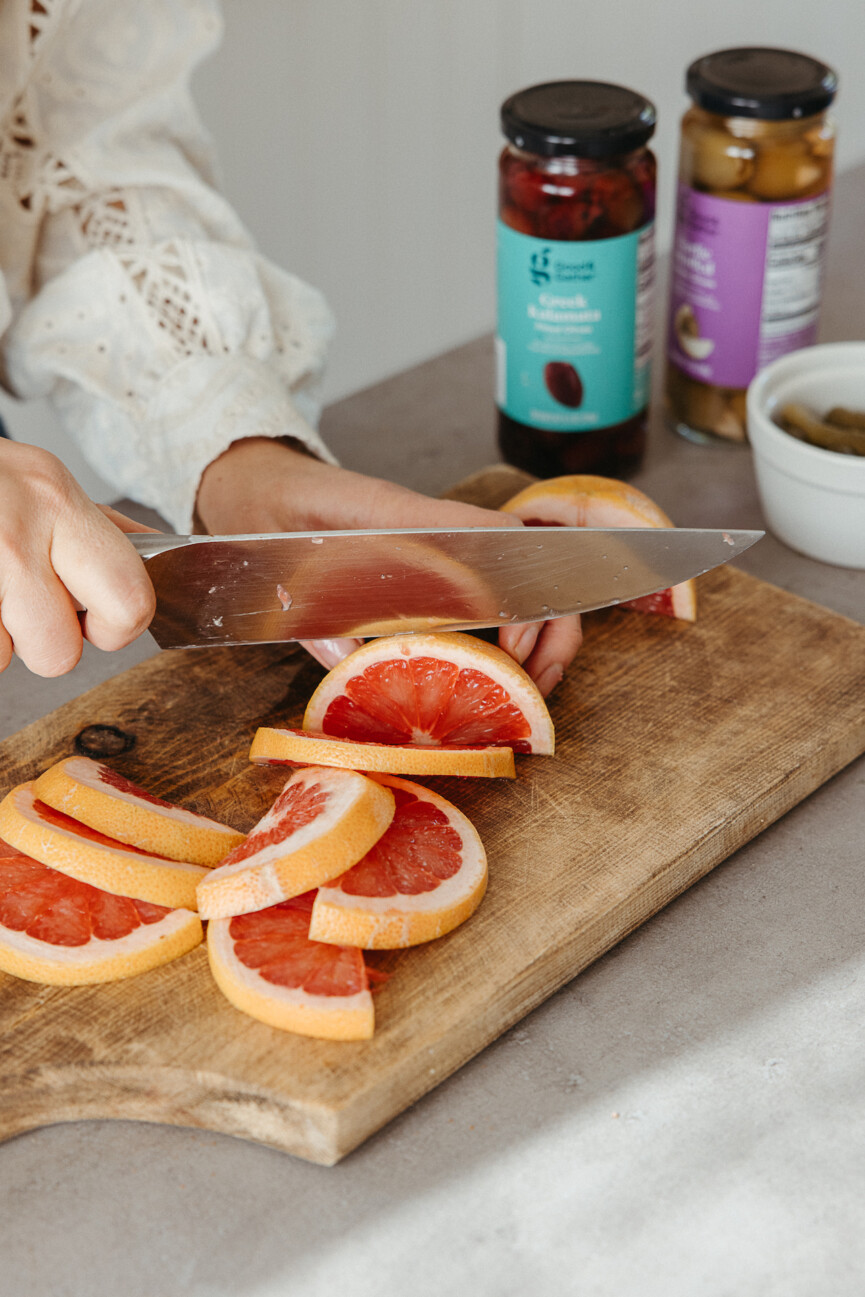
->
xmin=500 ymin=81 xmax=656 ymax=158
xmin=686 ymin=47 xmax=837 ymax=120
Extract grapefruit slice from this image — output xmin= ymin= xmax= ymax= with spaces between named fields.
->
xmin=303 ymin=632 xmax=554 ymax=755
xmin=33 ymin=756 xmax=245 ymax=866
xmin=249 ymin=727 xmax=516 ymax=779
xmin=502 ymin=475 xmax=697 ymax=622
xmin=196 ymin=766 xmax=395 ymax=921
xmin=0 ymin=783 xmax=209 ymax=910
xmin=309 ymin=775 xmax=488 ymax=949
xmin=0 ymin=838 xmax=202 ymax=985
xmin=207 ymin=891 xmax=374 ymax=1040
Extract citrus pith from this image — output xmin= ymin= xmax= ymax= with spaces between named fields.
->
xmin=0 ymin=838 xmax=202 ymax=985
xmin=207 ymin=892 xmax=374 ymax=1040
xmin=303 ymin=632 xmax=554 ymax=755
xmin=196 ymin=766 xmax=396 ymax=921
xmin=309 ymin=774 xmax=488 ymax=949
xmin=249 ymin=727 xmax=516 ymax=779
xmin=33 ymin=756 xmax=244 ymax=866
xmin=0 ymin=783 xmax=209 ymax=910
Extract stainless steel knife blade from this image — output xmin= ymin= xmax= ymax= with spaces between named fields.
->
xmin=129 ymin=526 xmax=763 ymax=649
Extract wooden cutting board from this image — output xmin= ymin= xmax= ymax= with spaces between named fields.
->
xmin=1 ymin=466 xmax=863 ymax=1165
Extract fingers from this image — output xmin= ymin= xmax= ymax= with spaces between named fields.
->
xmin=299 ymin=638 xmax=364 ymax=671
xmin=502 ymin=614 xmax=583 ymax=697
xmin=0 ymin=567 xmax=84 ymax=677
xmin=53 ymin=510 xmax=156 ymax=652
xmin=0 ymin=442 xmax=157 ymax=675
xmin=498 ymin=621 xmax=541 ymax=665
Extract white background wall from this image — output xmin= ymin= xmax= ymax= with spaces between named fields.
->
xmin=3 ymin=0 xmax=864 ymax=500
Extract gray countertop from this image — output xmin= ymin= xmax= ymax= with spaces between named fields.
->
xmin=1 ymin=173 xmax=864 ymax=1295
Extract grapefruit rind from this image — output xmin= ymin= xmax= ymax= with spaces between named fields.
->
xmin=206 ymin=918 xmax=374 ymax=1040
xmin=195 ymin=767 xmax=396 ymax=921
xmin=309 ymin=774 xmax=488 ymax=949
xmin=0 ymin=783 xmax=209 ymax=910
xmin=502 ymin=475 xmax=697 ymax=623
xmin=303 ymin=631 xmax=555 ymax=756
xmin=249 ymin=728 xmax=516 ymax=779
xmin=32 ymin=756 xmax=245 ymax=867
xmin=0 ymin=904 xmax=202 ymax=986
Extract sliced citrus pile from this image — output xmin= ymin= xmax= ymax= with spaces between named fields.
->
xmin=0 ymin=837 xmax=202 ymax=985
xmin=196 ymin=766 xmax=396 ymax=920
xmin=502 ymin=475 xmax=697 ymax=621
xmin=207 ymin=891 xmax=375 ymax=1040
xmin=0 ymin=783 xmax=209 ymax=910
xmin=33 ymin=756 xmax=245 ymax=866
xmin=249 ymin=727 xmax=516 ymax=779
xmin=309 ymin=775 xmax=487 ymax=949
xmin=303 ymin=631 xmax=554 ymax=755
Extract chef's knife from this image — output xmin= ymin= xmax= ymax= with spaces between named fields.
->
xmin=128 ymin=526 xmax=762 ymax=649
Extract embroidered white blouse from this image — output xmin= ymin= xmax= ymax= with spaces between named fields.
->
xmin=0 ymin=0 xmax=335 ymax=531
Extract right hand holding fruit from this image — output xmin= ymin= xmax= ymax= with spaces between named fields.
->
xmin=0 ymin=441 xmax=157 ymax=677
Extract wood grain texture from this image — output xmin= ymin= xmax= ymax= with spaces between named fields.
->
xmin=0 ymin=467 xmax=863 ymax=1164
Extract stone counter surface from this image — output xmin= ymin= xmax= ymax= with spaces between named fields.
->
xmin=1 ymin=171 xmax=864 ymax=1296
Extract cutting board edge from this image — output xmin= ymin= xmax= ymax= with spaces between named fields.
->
xmin=325 ymin=716 xmax=865 ymax=1161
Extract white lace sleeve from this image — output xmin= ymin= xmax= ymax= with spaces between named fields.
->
xmin=0 ymin=0 xmax=336 ymax=532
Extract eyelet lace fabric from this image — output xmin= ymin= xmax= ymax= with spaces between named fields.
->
xmin=0 ymin=0 xmax=335 ymax=531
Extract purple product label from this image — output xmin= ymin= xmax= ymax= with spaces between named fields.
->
xmin=668 ymin=184 xmax=830 ymax=390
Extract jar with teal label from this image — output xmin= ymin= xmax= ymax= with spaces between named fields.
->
xmin=497 ymin=81 xmax=657 ymax=478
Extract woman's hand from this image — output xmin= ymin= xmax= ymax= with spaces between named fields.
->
xmin=0 ymin=441 xmax=158 ymax=677
xmin=196 ymin=438 xmax=582 ymax=696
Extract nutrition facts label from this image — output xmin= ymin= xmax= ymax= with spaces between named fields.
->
xmin=758 ymin=194 xmax=830 ymax=370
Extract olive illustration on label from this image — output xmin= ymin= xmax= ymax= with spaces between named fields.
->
xmin=674 ymin=304 xmax=715 ymax=361
xmin=544 ymin=361 xmax=583 ymax=408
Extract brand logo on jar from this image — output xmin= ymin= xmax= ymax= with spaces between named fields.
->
xmin=529 ymin=248 xmax=551 ymax=286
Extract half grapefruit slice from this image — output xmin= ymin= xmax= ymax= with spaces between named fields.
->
xmin=207 ymin=892 xmax=374 ymax=1040
xmin=0 ymin=783 xmax=209 ymax=910
xmin=303 ymin=632 xmax=554 ymax=755
xmin=33 ymin=756 xmax=244 ymax=866
xmin=249 ymin=727 xmax=516 ymax=779
xmin=309 ymin=775 xmax=488 ymax=949
xmin=502 ymin=475 xmax=697 ymax=621
xmin=0 ymin=838 xmax=202 ymax=985
xmin=196 ymin=767 xmax=395 ymax=920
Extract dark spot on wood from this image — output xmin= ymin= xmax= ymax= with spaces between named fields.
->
xmin=74 ymin=725 xmax=136 ymax=759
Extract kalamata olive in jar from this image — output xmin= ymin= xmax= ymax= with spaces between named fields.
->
xmin=496 ymin=81 xmax=657 ymax=479
xmin=666 ymin=48 xmax=837 ymax=446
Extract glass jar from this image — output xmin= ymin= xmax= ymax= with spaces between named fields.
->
xmin=496 ymin=81 xmax=657 ymax=479
xmin=666 ymin=47 xmax=838 ymax=445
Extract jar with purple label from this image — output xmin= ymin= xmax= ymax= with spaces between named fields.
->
xmin=665 ymin=47 xmax=837 ymax=445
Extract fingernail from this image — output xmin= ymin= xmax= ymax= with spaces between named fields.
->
xmin=536 ymin=663 xmax=564 ymax=697
xmin=511 ymin=625 xmax=537 ymax=664
xmin=306 ymin=638 xmax=362 ymax=670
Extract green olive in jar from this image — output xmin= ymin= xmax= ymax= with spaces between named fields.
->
xmin=748 ymin=136 xmax=828 ymax=200
xmin=682 ymin=117 xmax=755 ymax=191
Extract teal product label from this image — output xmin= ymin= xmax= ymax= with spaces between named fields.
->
xmin=496 ymin=220 xmax=655 ymax=431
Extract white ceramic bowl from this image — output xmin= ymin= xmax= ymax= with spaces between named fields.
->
xmin=747 ymin=342 xmax=865 ymax=568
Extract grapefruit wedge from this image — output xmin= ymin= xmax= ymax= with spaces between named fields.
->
xmin=0 ymin=838 xmax=202 ymax=985
xmin=502 ymin=475 xmax=697 ymax=621
xmin=207 ymin=891 xmax=375 ymax=1040
xmin=249 ymin=727 xmax=516 ymax=779
xmin=303 ymin=632 xmax=554 ymax=755
xmin=196 ymin=767 xmax=395 ymax=921
xmin=0 ymin=783 xmax=209 ymax=910
xmin=309 ymin=775 xmax=488 ymax=949
xmin=33 ymin=756 xmax=244 ymax=866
